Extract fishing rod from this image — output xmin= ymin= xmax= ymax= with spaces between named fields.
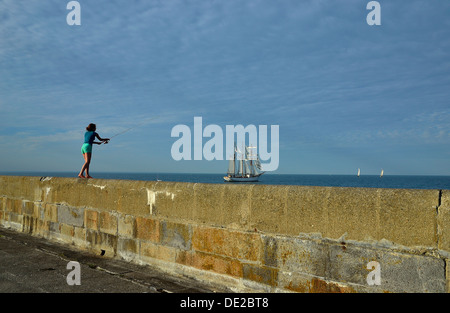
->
xmin=101 ymin=116 xmax=159 ymax=144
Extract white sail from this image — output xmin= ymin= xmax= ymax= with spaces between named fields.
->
xmin=224 ymin=142 xmax=264 ymax=182
xmin=227 ymin=158 xmax=235 ymax=175
xmin=238 ymin=159 xmax=243 ymax=175
xmin=227 ymin=144 xmax=237 ymax=175
xmin=380 ymin=169 xmax=384 ymax=177
xmin=357 ymin=168 xmax=360 ymax=177
xmin=255 ymin=158 xmax=262 ymax=171
xmin=244 ymin=160 xmax=250 ymax=175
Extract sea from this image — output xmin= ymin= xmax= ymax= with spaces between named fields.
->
xmin=1 ymin=172 xmax=450 ymax=190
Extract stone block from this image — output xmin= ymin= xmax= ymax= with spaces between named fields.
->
xmin=160 ymin=220 xmax=192 ymax=250
xmin=438 ymin=191 xmax=450 ymax=253
xmin=176 ymin=250 xmax=242 ymax=278
xmin=99 ymin=211 xmax=118 ymax=235
xmin=22 ymin=215 xmax=36 ymax=234
xmin=149 ymin=182 xmax=194 ymax=220
xmin=140 ymin=241 xmax=177 ymax=263
xmin=118 ymin=214 xmax=136 ymax=238
xmin=242 ymin=263 xmax=278 ymax=287
xmin=73 ymin=226 xmax=86 ymax=247
xmin=8 ymin=213 xmax=23 ymax=230
xmin=0 ymin=176 xmax=36 ymax=200
xmin=49 ymin=222 xmax=60 ymax=233
xmin=58 ymin=205 xmax=84 ymax=227
xmin=13 ymin=199 xmax=23 ymax=214
xmin=265 ymin=235 xmax=328 ymax=277
xmin=4 ymin=198 xmax=12 ymax=212
xmin=193 ymin=183 xmax=224 ymax=226
xmin=84 ymin=210 xmax=99 ymax=230
xmin=442 ymin=190 xmax=450 ymax=207
xmin=32 ymin=202 xmax=41 ymax=218
xmin=192 ymin=226 xmax=262 ymax=261
xmin=48 ymin=178 xmax=90 ymax=207
xmin=268 ymin=234 xmax=446 ymax=293
xmin=0 ymin=198 xmax=7 ymax=222
xmin=135 ymin=216 xmax=160 ymax=242
xmin=249 ymin=185 xmax=289 ymax=233
xmin=285 ymin=186 xmax=439 ymax=248
xmin=309 ymin=276 xmax=356 ymax=293
xmin=82 ymin=180 xmax=111 ymax=210
xmin=35 ymin=220 xmax=50 ymax=237
xmin=60 ymin=223 xmax=75 ymax=242
xmin=39 ymin=181 xmax=55 ymax=203
xmin=86 ymin=229 xmax=118 ymax=257
xmin=6 ymin=199 xmax=22 ymax=214
xmin=377 ymin=189 xmax=439 ymax=247
xmin=277 ymin=271 xmax=357 ymax=293
xmin=42 ymin=203 xmax=58 ymax=222
xmin=262 ymin=236 xmax=278 ymax=267
xmin=285 ymin=186 xmax=329 ymax=236
xmin=220 ymin=184 xmax=252 ymax=230
xmin=327 ymin=242 xmax=446 ymax=293
xmin=446 ymin=259 xmax=450 ymax=293
xmin=21 ymin=200 xmax=35 ymax=216
xmin=325 ymin=187 xmax=380 ymax=241
xmin=78 ymin=180 xmax=145 ymax=216
xmin=118 ymin=238 xmax=138 ymax=255
xmin=0 ymin=197 xmax=5 ymax=211
xmin=112 ymin=180 xmax=152 ymax=216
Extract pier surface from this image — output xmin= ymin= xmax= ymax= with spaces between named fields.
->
xmin=0 ymin=227 xmax=226 ymax=293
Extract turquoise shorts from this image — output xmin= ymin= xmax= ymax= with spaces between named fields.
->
xmin=81 ymin=143 xmax=92 ymax=154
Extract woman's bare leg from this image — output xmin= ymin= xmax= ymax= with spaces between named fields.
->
xmin=78 ymin=153 xmax=92 ymax=178
xmin=85 ymin=153 xmax=92 ymax=178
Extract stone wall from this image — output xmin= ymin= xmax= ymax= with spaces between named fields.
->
xmin=0 ymin=175 xmax=449 ymax=292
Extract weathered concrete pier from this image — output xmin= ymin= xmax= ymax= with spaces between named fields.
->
xmin=0 ymin=175 xmax=449 ymax=292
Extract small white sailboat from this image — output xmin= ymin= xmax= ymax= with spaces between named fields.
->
xmin=357 ymin=168 xmax=360 ymax=177
xmin=380 ymin=169 xmax=384 ymax=178
xmin=224 ymin=143 xmax=264 ymax=182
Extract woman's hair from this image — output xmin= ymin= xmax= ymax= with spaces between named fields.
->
xmin=86 ymin=123 xmax=96 ymax=132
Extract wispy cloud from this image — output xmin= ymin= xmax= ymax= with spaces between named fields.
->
xmin=0 ymin=129 xmax=80 ymax=151
xmin=1 ymin=0 xmax=449 ymax=174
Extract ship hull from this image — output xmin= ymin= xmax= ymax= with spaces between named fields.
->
xmin=223 ymin=175 xmax=261 ymax=182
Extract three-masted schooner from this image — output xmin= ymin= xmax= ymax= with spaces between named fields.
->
xmin=224 ymin=143 xmax=264 ymax=182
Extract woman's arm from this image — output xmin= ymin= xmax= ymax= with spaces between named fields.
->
xmin=95 ymin=133 xmax=110 ymax=143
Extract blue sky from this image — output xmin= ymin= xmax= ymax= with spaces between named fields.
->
xmin=0 ymin=0 xmax=449 ymax=175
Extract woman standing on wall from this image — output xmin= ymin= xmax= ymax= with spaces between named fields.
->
xmin=78 ymin=123 xmax=109 ymax=179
